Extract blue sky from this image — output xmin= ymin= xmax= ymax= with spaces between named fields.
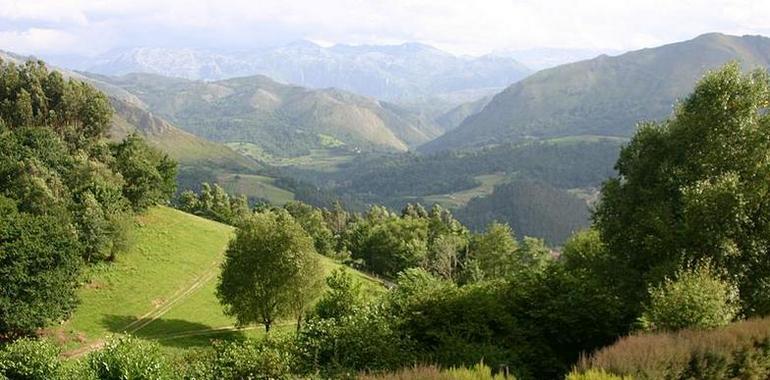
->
xmin=1 ymin=0 xmax=770 ymax=57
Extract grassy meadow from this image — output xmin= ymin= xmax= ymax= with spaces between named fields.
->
xmin=51 ymin=207 xmax=385 ymax=356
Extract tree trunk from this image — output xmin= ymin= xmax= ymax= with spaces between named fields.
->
xmin=265 ymin=321 xmax=271 ymax=333
xmin=296 ymin=314 xmax=303 ymax=333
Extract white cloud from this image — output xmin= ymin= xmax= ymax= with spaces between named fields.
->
xmin=1 ymin=0 xmax=769 ymax=56
xmin=0 ymin=28 xmax=81 ymax=54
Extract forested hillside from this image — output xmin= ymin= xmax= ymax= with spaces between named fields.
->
xmin=288 ymin=137 xmax=621 ymax=243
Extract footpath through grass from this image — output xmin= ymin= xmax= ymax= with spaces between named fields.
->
xmin=53 ymin=206 xmax=385 ymax=356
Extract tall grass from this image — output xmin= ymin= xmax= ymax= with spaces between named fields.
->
xmin=574 ymin=316 xmax=770 ymax=379
xmin=359 ymin=363 xmax=514 ymax=380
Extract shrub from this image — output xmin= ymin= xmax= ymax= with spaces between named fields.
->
xmin=296 ymin=304 xmax=409 ymax=376
xmin=87 ymin=336 xmax=173 ymax=380
xmin=639 ymin=264 xmax=739 ymax=332
xmin=565 ymin=369 xmax=630 ymax=380
xmin=209 ymin=338 xmax=293 ymax=380
xmin=577 ymin=317 xmax=770 ymax=379
xmin=313 ymin=268 xmax=364 ymax=321
xmin=0 ymin=338 xmax=62 ymax=380
xmin=360 ymin=363 xmax=514 ymax=380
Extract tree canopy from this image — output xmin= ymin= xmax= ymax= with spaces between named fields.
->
xmin=595 ymin=63 xmax=770 ymax=315
xmin=216 ymin=209 xmax=323 ymax=332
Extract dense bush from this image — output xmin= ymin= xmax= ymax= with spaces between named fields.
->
xmin=203 ymin=338 xmax=293 ymax=380
xmin=296 ymin=304 xmax=410 ymax=376
xmin=639 ymin=264 xmax=739 ymax=332
xmin=87 ymin=336 xmax=173 ymax=380
xmin=360 ymin=363 xmax=514 ymax=380
xmin=313 ymin=268 xmax=365 ymax=321
xmin=0 ymin=197 xmax=82 ymax=338
xmin=0 ymin=338 xmax=62 ymax=380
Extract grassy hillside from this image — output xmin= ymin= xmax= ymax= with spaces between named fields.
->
xmin=216 ymin=173 xmax=295 ymax=205
xmin=421 ymin=33 xmax=770 ymax=152
xmin=53 ymin=207 xmax=385 ymax=355
xmin=84 ymin=72 xmax=442 ymax=157
xmin=420 ymin=174 xmax=507 ymax=208
xmin=109 ymin=98 xmax=260 ymax=172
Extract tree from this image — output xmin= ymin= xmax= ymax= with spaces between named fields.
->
xmin=594 ymin=63 xmax=770 ymax=315
xmin=0 ymin=196 xmax=82 ymax=339
xmin=110 ymin=133 xmax=177 ymax=211
xmin=639 ymin=264 xmax=739 ymax=332
xmin=314 ymin=268 xmax=365 ymax=321
xmin=465 ymin=222 xmax=518 ymax=280
xmin=285 ymin=201 xmax=336 ymax=257
xmin=348 ymin=215 xmax=429 ymax=278
xmin=216 ymin=210 xmax=323 ymax=332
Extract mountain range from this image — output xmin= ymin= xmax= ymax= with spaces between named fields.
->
xmin=74 ymin=41 xmax=531 ymax=101
xmin=421 ymin=33 xmax=770 ymax=153
xmin=83 ymin=72 xmax=443 ymax=157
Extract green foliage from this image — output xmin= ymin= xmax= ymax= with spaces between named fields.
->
xmin=565 ymin=369 xmax=630 ymax=380
xmin=0 ymin=60 xmax=112 ymax=150
xmin=361 ymin=363 xmax=514 ymax=380
xmin=87 ymin=336 xmax=173 ymax=380
xmin=111 ymin=133 xmax=177 ymax=211
xmin=0 ymin=197 xmax=81 ymax=338
xmin=216 ymin=209 xmax=323 ymax=332
xmin=296 ymin=304 xmax=409 ymax=376
xmin=0 ymin=338 xmax=62 ymax=380
xmin=639 ymin=265 xmax=740 ymax=332
xmin=177 ymin=183 xmax=250 ymax=225
xmin=313 ymin=268 xmax=365 ymax=321
xmin=199 ymin=338 xmax=292 ymax=380
xmin=465 ymin=222 xmax=518 ymax=280
xmin=0 ymin=57 xmax=183 ymax=336
xmin=285 ymin=201 xmax=336 ymax=257
xmin=457 ymin=180 xmax=591 ymax=245
xmin=346 ymin=210 xmax=429 ymax=278
xmin=594 ymin=63 xmax=770 ymax=316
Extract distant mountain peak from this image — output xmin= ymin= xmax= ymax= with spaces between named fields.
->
xmin=76 ymin=41 xmax=530 ymax=100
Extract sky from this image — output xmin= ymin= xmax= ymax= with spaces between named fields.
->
xmin=1 ymin=0 xmax=770 ymax=58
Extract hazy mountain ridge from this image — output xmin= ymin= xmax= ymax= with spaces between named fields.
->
xmin=421 ymin=33 xmax=770 ymax=153
xmin=84 ymin=72 xmax=443 ymax=156
xmin=80 ymin=41 xmax=531 ymax=100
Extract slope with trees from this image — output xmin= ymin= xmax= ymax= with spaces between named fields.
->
xmin=0 ymin=58 xmax=176 ymax=339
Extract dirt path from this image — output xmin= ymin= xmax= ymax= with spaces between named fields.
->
xmin=62 ymin=260 xmax=221 ymax=358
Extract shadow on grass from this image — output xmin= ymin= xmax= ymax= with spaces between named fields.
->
xmin=102 ymin=314 xmax=247 ymax=349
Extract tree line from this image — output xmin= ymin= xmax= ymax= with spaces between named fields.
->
xmin=0 ymin=59 xmax=177 ymax=340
